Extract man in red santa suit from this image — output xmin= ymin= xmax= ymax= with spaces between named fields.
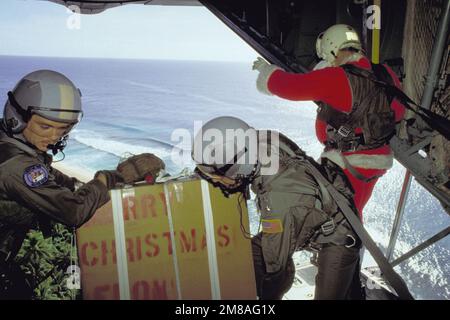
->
xmin=253 ymin=24 xmax=406 ymax=219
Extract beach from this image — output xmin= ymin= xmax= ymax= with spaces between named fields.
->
xmin=52 ymin=162 xmax=95 ymax=183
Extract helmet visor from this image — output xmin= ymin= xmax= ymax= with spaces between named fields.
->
xmin=196 ymin=146 xmax=247 ymax=178
xmin=29 ymin=106 xmax=83 ymax=124
xmin=7 ymin=91 xmax=83 ymax=124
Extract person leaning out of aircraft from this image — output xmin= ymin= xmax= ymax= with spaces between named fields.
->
xmin=193 ymin=116 xmax=365 ymax=300
xmin=0 ymin=70 xmax=164 ymax=299
xmin=252 ymin=24 xmax=406 ymax=219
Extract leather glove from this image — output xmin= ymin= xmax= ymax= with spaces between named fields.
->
xmin=117 ymin=153 xmax=165 ymax=185
xmin=94 ymin=170 xmax=124 ymax=190
xmin=252 ymin=57 xmax=281 ymax=95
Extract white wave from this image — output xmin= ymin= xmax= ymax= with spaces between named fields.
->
xmin=187 ymin=93 xmax=235 ymax=107
xmin=125 ymin=80 xmax=176 ymax=95
xmin=71 ymin=130 xmax=173 ymax=161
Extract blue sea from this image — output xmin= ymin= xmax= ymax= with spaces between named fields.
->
xmin=0 ymin=55 xmax=448 ymax=299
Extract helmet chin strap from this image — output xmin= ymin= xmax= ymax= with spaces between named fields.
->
xmin=195 ymin=162 xmax=259 ymax=199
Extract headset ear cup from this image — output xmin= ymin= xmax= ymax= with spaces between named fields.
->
xmin=4 ymin=101 xmax=27 ymax=134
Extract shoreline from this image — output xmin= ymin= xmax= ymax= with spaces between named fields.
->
xmin=52 ymin=162 xmax=95 ymax=183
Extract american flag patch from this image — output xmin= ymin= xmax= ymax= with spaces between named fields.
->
xmin=261 ymin=219 xmax=283 ymax=234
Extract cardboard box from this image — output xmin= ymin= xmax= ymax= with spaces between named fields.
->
xmin=76 ymin=178 xmax=257 ymax=300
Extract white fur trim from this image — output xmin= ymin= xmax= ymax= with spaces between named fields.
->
xmin=313 ymin=60 xmax=332 ymax=70
xmin=256 ymin=64 xmax=282 ymax=95
xmin=321 ymin=150 xmax=394 ymax=170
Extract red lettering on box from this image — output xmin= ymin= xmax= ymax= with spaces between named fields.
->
xmin=136 ymin=236 xmax=142 ymax=261
xmin=123 ymin=196 xmax=136 ymax=221
xmin=180 ymin=229 xmax=197 ymax=253
xmin=163 ymin=231 xmax=174 ymax=255
xmin=132 ymin=280 xmax=150 ymax=300
xmin=126 ymin=238 xmax=135 ymax=262
xmin=145 ymin=233 xmax=160 ymax=257
xmin=80 ymin=242 xmax=98 ymax=267
xmin=152 ymin=280 xmax=169 ymax=300
xmin=141 ymin=194 xmax=157 ymax=219
xmin=218 ymin=225 xmax=230 ymax=247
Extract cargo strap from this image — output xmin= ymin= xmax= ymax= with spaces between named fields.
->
xmin=110 ymin=190 xmax=131 ymax=300
xmin=200 ymin=180 xmax=222 ymax=300
xmin=163 ymin=183 xmax=183 ymax=299
xmin=304 ymin=159 xmax=414 ymax=300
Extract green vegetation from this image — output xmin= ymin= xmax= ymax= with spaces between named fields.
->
xmin=15 ymin=223 xmax=81 ymax=300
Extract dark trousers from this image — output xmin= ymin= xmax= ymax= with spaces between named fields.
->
xmin=252 ymin=235 xmax=363 ymax=300
xmin=251 ymin=234 xmax=296 ymax=300
xmin=315 ymin=244 xmax=364 ymax=300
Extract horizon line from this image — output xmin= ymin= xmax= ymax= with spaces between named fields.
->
xmin=0 ymin=54 xmax=252 ymax=64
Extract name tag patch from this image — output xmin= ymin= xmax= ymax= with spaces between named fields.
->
xmin=23 ymin=165 xmax=49 ymax=188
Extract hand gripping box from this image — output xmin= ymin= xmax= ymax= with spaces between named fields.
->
xmin=76 ymin=178 xmax=257 ymax=300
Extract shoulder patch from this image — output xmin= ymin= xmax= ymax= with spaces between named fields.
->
xmin=23 ymin=164 xmax=49 ymax=188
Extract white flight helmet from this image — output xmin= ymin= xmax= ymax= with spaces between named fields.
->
xmin=192 ymin=116 xmax=260 ymax=184
xmin=316 ymin=24 xmax=363 ymax=64
xmin=3 ymin=70 xmax=83 ymax=134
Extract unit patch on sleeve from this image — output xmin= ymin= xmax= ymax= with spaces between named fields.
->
xmin=23 ymin=164 xmax=49 ymax=188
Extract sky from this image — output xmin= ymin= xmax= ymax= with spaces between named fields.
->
xmin=0 ymin=0 xmax=259 ymax=61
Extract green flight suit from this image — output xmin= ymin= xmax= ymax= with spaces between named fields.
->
xmin=249 ymin=131 xmax=363 ymax=299
xmin=0 ymin=126 xmax=109 ymax=299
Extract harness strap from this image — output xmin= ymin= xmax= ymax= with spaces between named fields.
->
xmin=346 ymin=64 xmax=450 ymax=140
xmin=304 ymin=159 xmax=414 ymax=300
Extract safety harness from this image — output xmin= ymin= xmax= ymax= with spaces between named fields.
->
xmin=301 ymin=154 xmax=415 ymax=300
xmin=317 ymin=63 xmax=397 ymax=153
xmin=267 ymin=132 xmax=415 ymax=299
xmin=319 ymin=62 xmax=450 ymax=146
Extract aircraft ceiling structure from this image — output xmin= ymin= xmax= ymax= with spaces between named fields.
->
xmin=41 ymin=0 xmax=200 ymax=14
xmin=41 ymin=0 xmax=407 ymax=74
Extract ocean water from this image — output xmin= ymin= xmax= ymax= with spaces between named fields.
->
xmin=0 ymin=55 xmax=448 ymax=299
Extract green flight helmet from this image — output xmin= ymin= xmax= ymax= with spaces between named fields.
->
xmin=3 ymin=69 xmax=83 ymax=133
xmin=192 ymin=116 xmax=260 ymax=183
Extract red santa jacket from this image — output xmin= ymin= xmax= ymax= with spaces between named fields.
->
xmin=265 ymin=57 xmax=406 ymax=216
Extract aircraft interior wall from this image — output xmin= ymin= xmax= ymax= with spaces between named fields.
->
xmin=201 ymin=0 xmax=406 ymax=74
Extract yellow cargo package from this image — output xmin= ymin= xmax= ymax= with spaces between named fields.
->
xmin=76 ymin=178 xmax=257 ymax=300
